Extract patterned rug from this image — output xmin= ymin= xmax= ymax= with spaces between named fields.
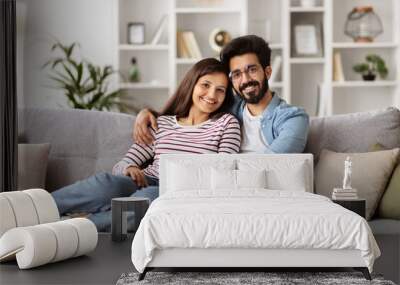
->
xmin=116 ymin=271 xmax=396 ymax=285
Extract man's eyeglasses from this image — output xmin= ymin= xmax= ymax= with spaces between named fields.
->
xmin=229 ymin=64 xmax=262 ymax=82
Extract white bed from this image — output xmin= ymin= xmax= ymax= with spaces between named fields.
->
xmin=131 ymin=154 xmax=380 ymax=280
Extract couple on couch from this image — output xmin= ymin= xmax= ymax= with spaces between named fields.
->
xmin=52 ymin=35 xmax=310 ymax=231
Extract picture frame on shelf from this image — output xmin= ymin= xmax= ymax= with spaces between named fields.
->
xmin=291 ymin=23 xmax=323 ymax=57
xmin=128 ymin=22 xmax=145 ymax=44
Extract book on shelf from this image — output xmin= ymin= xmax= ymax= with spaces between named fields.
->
xmin=269 ymin=55 xmax=282 ymax=83
xmin=332 ymin=187 xmax=359 ymax=200
xmin=333 ymin=52 xmax=345 ymax=81
xmin=182 ymin=31 xmax=202 ymax=59
xmin=177 ymin=31 xmax=190 ymax=58
xmin=316 ymin=83 xmax=328 ymax=117
xmin=333 ymin=188 xmax=358 ymax=194
xmin=150 ymin=15 xmax=168 ymax=45
xmin=332 ymin=194 xmax=359 ymax=200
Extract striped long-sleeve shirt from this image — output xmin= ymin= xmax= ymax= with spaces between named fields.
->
xmin=112 ymin=113 xmax=241 ymax=179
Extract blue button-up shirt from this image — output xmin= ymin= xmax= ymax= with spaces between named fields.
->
xmin=230 ymin=93 xmax=309 ymax=153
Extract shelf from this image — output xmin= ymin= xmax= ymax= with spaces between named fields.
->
xmin=269 ymin=43 xmax=283 ymax=50
xmin=270 ymin=82 xmax=284 ymax=88
xmin=175 ymin=7 xmax=241 ymax=14
xmin=176 ymin=58 xmax=201 ymax=64
xmin=119 ymin=44 xmax=169 ymax=51
xmin=119 ymin=82 xmax=169 ymax=89
xmin=332 ymin=42 xmax=398 ymax=49
xmin=290 ymin=57 xmax=325 ymax=64
xmin=289 ymin=7 xmax=325 ymax=13
xmin=332 ymin=81 xmax=398 ymax=88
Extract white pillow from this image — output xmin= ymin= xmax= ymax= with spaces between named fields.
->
xmin=211 ymin=168 xmax=267 ymax=191
xmin=166 ymin=159 xmax=235 ymax=192
xmin=237 ymin=159 xmax=309 ymax=192
xmin=211 ymin=168 xmax=236 ymax=190
xmin=236 ymin=169 xmax=267 ymax=189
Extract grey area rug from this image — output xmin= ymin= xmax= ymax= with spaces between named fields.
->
xmin=116 ymin=272 xmax=396 ymax=285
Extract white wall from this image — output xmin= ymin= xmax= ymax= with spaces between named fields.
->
xmin=17 ymin=0 xmax=115 ymax=108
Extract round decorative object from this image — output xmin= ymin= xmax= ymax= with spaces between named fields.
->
xmin=209 ymin=28 xmax=232 ymax=53
xmin=344 ymin=6 xmax=383 ymax=43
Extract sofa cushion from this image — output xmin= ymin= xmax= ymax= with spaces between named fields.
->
xmin=368 ymin=219 xmax=400 ymax=235
xmin=306 ymin=108 xmax=400 ymax=163
xmin=315 ymin=149 xmax=400 ymax=220
xmin=378 ymin=164 xmax=400 ymax=220
xmin=368 ymin=143 xmax=400 ymax=220
xmin=18 ymin=143 xmax=50 ymax=190
xmin=18 ymin=108 xmax=135 ymax=191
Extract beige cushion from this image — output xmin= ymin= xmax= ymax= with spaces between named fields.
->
xmin=368 ymin=143 xmax=400 ymax=220
xmin=315 ymin=149 xmax=400 ymax=220
xmin=378 ymin=164 xmax=400 ymax=219
xmin=18 ymin=143 xmax=50 ymax=190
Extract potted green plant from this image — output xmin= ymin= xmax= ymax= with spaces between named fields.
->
xmin=43 ymin=41 xmax=136 ymax=112
xmin=352 ymin=54 xmax=388 ymax=81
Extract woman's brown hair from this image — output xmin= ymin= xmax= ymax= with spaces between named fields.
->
xmin=160 ymin=58 xmax=233 ymax=119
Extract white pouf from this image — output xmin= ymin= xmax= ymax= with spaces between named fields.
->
xmin=0 ymin=218 xmax=98 ymax=269
xmin=0 ymin=189 xmax=98 ymax=269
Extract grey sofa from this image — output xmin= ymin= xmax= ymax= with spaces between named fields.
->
xmin=18 ymin=107 xmax=400 ymax=283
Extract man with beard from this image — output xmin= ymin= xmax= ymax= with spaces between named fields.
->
xmin=133 ymin=35 xmax=309 ymax=154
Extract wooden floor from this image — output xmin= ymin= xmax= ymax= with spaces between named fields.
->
xmin=1 ymin=233 xmax=396 ymax=284
xmin=0 ymin=233 xmax=134 ymax=285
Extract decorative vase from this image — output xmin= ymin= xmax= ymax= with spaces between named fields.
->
xmin=129 ymin=57 xmax=140 ymax=82
xmin=344 ymin=6 xmax=383 ymax=43
xmin=362 ymin=73 xmax=376 ymax=81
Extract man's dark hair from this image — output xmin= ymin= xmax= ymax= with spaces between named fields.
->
xmin=220 ymin=35 xmax=271 ymax=70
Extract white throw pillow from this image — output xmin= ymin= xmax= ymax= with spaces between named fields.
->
xmin=236 ymin=169 xmax=267 ymax=189
xmin=166 ymin=159 xmax=235 ymax=192
xmin=211 ymin=168 xmax=267 ymax=191
xmin=237 ymin=159 xmax=309 ymax=192
xmin=211 ymin=168 xmax=236 ymax=190
xmin=315 ymin=149 xmax=400 ymax=220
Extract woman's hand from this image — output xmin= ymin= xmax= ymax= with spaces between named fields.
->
xmin=125 ymin=166 xmax=148 ymax=187
xmin=133 ymin=109 xmax=158 ymax=144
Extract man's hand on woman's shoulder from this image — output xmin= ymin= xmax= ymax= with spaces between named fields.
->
xmin=133 ymin=108 xmax=158 ymax=144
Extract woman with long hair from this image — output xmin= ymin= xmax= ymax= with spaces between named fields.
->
xmin=51 ymin=58 xmax=241 ymax=231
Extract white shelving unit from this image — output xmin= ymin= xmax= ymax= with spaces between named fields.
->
xmin=290 ymin=58 xmax=326 ymax=64
xmin=332 ymin=81 xmax=398 ymax=88
xmin=289 ymin=7 xmax=325 ymax=13
xmin=114 ymin=0 xmax=399 ymax=115
xmin=332 ymin=42 xmax=397 ymax=49
xmin=174 ymin=7 xmax=242 ymax=14
xmin=119 ymin=82 xmax=170 ymax=89
xmin=324 ymin=0 xmax=400 ymax=115
xmin=118 ymin=44 xmax=169 ymax=51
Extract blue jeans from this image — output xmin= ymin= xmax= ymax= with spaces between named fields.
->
xmin=51 ymin=172 xmax=159 ymax=232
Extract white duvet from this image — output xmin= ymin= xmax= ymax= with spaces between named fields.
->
xmin=131 ymin=190 xmax=380 ymax=273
